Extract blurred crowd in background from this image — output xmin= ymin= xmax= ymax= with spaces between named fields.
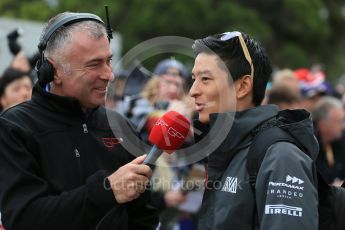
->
xmin=1 ymin=25 xmax=345 ymax=230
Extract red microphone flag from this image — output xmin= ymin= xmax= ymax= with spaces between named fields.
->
xmin=148 ymin=111 xmax=190 ymax=151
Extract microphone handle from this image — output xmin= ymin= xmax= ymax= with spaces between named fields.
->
xmin=143 ymin=145 xmax=163 ymax=169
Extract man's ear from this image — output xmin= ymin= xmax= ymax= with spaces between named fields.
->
xmin=48 ymin=59 xmax=63 ymax=85
xmin=235 ymin=75 xmax=253 ymax=100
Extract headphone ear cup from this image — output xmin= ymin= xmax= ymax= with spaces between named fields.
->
xmin=37 ymin=58 xmax=54 ymax=85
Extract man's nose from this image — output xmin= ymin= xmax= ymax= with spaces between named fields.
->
xmin=100 ymin=63 xmax=114 ymax=81
xmin=189 ymin=80 xmax=200 ymax=98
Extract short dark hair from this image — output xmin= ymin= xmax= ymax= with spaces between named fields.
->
xmin=267 ymin=86 xmax=302 ymax=105
xmin=192 ymin=32 xmax=272 ymax=106
xmin=0 ymin=67 xmax=30 ymax=97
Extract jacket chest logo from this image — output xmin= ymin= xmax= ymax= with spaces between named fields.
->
xmin=102 ymin=137 xmax=123 ymax=149
xmin=221 ymin=176 xmax=238 ymax=193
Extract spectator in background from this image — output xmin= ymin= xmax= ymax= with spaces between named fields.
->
xmin=267 ymin=85 xmax=302 ymax=110
xmin=313 ymin=96 xmax=345 ymax=184
xmin=130 ymin=58 xmax=190 ymax=140
xmin=0 ymin=67 xmax=32 ymax=112
xmin=128 ymin=59 xmax=197 ymax=229
xmin=267 ymin=69 xmax=302 ymax=110
xmin=10 ymin=51 xmax=31 ymax=74
xmin=261 ymin=68 xmax=301 ymax=106
xmin=7 ymin=27 xmax=40 ymax=82
xmin=130 ymin=76 xmax=162 ymax=135
xmin=153 ymin=58 xmax=187 ymax=102
xmin=105 ymin=70 xmax=128 ymax=110
xmin=330 ymin=130 xmax=345 ymax=186
xmin=10 ymin=51 xmax=40 ymax=83
xmin=295 ymin=67 xmax=335 ymax=112
xmin=272 ymin=68 xmax=301 ymax=95
xmin=335 ymin=74 xmax=345 ymax=96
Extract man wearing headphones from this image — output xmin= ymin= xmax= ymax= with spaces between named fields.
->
xmin=0 ymin=12 xmax=158 ymax=229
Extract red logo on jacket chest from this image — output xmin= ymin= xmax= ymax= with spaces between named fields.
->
xmin=102 ymin=137 xmax=123 ymax=149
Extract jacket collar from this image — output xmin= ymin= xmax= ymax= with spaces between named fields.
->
xmin=32 ymin=82 xmax=95 ymax=116
xmin=193 ymin=105 xmax=279 ymax=175
xmin=209 ymin=104 xmax=279 ymax=152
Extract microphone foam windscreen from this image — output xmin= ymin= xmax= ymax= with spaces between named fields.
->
xmin=149 ymin=111 xmax=190 ymax=151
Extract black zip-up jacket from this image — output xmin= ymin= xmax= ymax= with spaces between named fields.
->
xmin=0 ymin=83 xmax=158 ymax=229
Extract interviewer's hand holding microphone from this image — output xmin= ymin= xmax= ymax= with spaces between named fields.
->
xmin=107 ymin=111 xmax=190 ymax=203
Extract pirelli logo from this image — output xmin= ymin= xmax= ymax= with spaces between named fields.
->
xmin=265 ymin=204 xmax=302 ymax=217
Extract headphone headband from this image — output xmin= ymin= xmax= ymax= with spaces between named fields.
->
xmin=38 ymin=13 xmax=104 ymax=52
xmin=36 ymin=12 xmax=111 ymax=85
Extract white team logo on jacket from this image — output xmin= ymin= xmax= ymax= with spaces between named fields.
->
xmin=221 ymin=177 xmax=238 ymax=193
xmin=286 ymin=175 xmax=304 ymax=184
xmin=265 ymin=204 xmax=303 ymax=217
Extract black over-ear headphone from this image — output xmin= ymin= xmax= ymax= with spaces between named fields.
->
xmin=36 ymin=12 xmax=112 ymax=85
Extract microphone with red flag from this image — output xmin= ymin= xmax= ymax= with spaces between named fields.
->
xmin=143 ymin=110 xmax=190 ymax=167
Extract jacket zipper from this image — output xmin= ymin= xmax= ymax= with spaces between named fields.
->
xmin=79 ymin=120 xmax=89 ymax=182
xmin=74 ymin=148 xmax=83 ymax=182
xmin=74 ymin=148 xmax=81 ymax=158
xmin=79 ymin=112 xmax=92 ymax=182
xmin=82 ymin=123 xmax=88 ymax=133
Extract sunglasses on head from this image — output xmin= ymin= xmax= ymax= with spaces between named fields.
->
xmin=220 ymin=31 xmax=254 ymax=78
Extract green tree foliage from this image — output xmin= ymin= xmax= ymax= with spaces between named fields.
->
xmin=1 ymin=0 xmax=344 ymax=80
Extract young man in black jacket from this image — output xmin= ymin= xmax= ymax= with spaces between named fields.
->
xmin=189 ymin=32 xmax=318 ymax=229
xmin=0 ymin=12 xmax=158 ymax=229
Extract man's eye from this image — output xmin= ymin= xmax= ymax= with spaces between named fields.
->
xmin=87 ymin=62 xmax=101 ymax=68
xmin=107 ymin=58 xmax=113 ymax=65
